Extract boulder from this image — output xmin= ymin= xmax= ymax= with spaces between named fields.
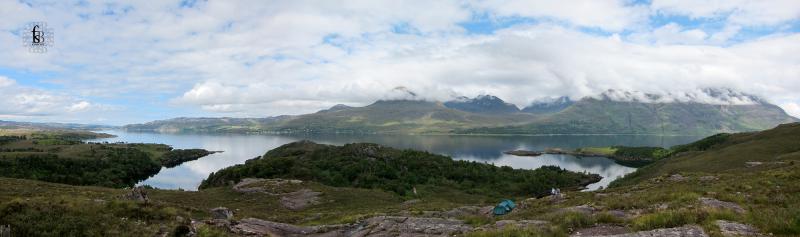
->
xmin=359 ymin=216 xmax=472 ymax=236
xmin=572 ymin=225 xmax=630 ymax=236
xmin=280 ymin=189 xmax=322 ymax=211
xmin=495 ymin=220 xmax=549 ymax=230
xmin=604 ymin=225 xmax=708 ymax=237
xmin=121 ymin=186 xmax=148 ymax=203
xmin=699 ymin=197 xmax=745 ymax=214
xmin=668 ymin=174 xmax=687 ymax=182
xmin=211 ymin=207 xmax=234 ymax=220
xmin=716 ymin=220 xmax=762 ymax=237
xmin=561 ymin=205 xmax=597 ymax=215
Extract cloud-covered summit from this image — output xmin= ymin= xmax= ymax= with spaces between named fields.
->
xmin=596 ymin=88 xmax=767 ymax=105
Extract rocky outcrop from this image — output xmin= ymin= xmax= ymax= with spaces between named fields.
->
xmin=221 ymin=216 xmax=473 ymax=237
xmin=232 ymin=178 xmax=304 ymax=194
xmin=280 ymin=189 xmax=322 ymax=211
xmin=716 ymin=220 xmax=762 ymax=237
xmin=572 ymin=225 xmax=630 ymax=236
xmin=494 ymin=220 xmax=549 ymax=230
xmin=232 ymin=179 xmax=321 ymax=211
xmin=211 ymin=207 xmax=234 ymax=220
xmin=440 ymin=206 xmax=494 ymax=218
xmin=231 ymin=218 xmax=351 ymax=236
xmin=604 ymin=225 xmax=708 ymax=237
xmin=357 ymin=216 xmax=472 ymax=236
xmin=121 ymin=186 xmax=149 ymax=203
xmin=699 ymin=197 xmax=745 ymax=213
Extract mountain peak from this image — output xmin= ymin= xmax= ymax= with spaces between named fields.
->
xmin=444 ymin=94 xmax=519 ymax=114
xmin=522 ymin=96 xmax=574 ymax=114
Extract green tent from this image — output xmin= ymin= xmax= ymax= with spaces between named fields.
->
xmin=493 ymin=199 xmax=516 ymax=215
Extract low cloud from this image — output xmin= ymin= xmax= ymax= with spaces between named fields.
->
xmin=0 ymin=76 xmax=105 ymax=117
xmin=0 ymin=1 xmax=798 ymax=122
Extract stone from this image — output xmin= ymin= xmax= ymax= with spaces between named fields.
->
xmin=698 ymin=197 xmax=745 ymax=214
xmin=280 ymin=189 xmax=322 ymax=211
xmin=604 ymin=225 xmax=708 ymax=237
xmin=561 ymin=205 xmax=597 ymax=215
xmin=605 ymin=210 xmax=629 ymax=220
xmin=668 ymin=174 xmax=687 ymax=182
xmin=232 ymin=178 xmax=304 ymax=194
xmin=572 ymin=225 xmax=630 ymax=236
xmin=442 ymin=206 xmax=483 ymax=218
xmin=716 ymin=220 xmax=762 ymax=237
xmin=745 ymin=162 xmax=763 ymax=167
xmin=362 ymin=216 xmax=473 ymax=236
xmin=699 ymin=176 xmax=718 ymax=182
xmin=211 ymin=207 xmax=234 ymax=220
xmin=121 ymin=186 xmax=148 ymax=203
xmin=495 ymin=220 xmax=549 ymax=230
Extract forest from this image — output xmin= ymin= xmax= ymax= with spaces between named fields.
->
xmin=201 ymin=141 xmax=600 ymax=197
xmin=0 ymin=132 xmax=211 ymax=188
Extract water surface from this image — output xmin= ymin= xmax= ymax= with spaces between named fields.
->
xmin=90 ymin=131 xmax=703 ymax=191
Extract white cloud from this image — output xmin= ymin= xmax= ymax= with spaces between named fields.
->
xmin=474 ymin=0 xmax=649 ymax=31
xmin=0 ymin=76 xmax=105 ymax=117
xmin=651 ymin=0 xmax=800 ymax=26
xmin=780 ymin=102 xmax=800 ymax=118
xmin=628 ymin=23 xmax=709 ymax=45
xmin=0 ymin=1 xmax=799 ymax=122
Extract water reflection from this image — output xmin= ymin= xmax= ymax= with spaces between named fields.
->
xmin=90 ymin=131 xmax=703 ymax=191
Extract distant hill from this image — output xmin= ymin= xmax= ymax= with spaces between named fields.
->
xmin=444 ymin=95 xmax=520 ymax=114
xmin=461 ymin=89 xmax=798 ymax=135
xmin=261 ymin=100 xmax=535 ymax=134
xmin=125 ymin=88 xmax=798 ymax=136
xmin=123 ymin=117 xmax=291 ymax=133
xmin=0 ymin=120 xmax=115 ymax=130
xmin=522 ymin=96 xmax=573 ymax=114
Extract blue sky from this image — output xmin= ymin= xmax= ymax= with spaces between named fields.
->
xmin=0 ymin=0 xmax=799 ymax=125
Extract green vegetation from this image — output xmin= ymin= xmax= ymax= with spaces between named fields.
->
xmin=161 ymin=149 xmax=215 ymax=168
xmin=201 ymin=141 xmax=600 ymax=197
xmin=3 ymin=123 xmax=800 ymax=236
xmin=0 ymin=130 xmax=212 ymax=188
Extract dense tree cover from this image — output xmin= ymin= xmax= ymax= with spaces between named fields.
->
xmin=670 ymin=133 xmax=731 ymax=153
xmin=201 ymin=141 xmax=600 ymax=197
xmin=0 ymin=136 xmax=24 ymax=145
xmin=0 ymin=133 xmax=211 ymax=188
xmin=161 ymin=149 xmax=214 ymax=168
xmin=611 ymin=146 xmax=671 ymax=160
xmin=0 ymin=147 xmax=161 ymax=188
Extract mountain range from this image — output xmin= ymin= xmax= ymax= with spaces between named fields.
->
xmin=124 ymin=88 xmax=799 ymax=136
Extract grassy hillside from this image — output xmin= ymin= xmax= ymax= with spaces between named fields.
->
xmin=612 ymin=122 xmax=800 ymax=186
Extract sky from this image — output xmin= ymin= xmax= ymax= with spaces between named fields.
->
xmin=1 ymin=0 xmax=799 ymax=125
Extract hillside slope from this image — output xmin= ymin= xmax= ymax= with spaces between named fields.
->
xmin=612 ymin=122 xmax=800 ymax=186
xmin=462 ymin=98 xmax=798 ymax=135
xmin=262 ymin=100 xmax=536 ymax=134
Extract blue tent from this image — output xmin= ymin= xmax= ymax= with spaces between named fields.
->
xmin=493 ymin=199 xmax=516 ymax=215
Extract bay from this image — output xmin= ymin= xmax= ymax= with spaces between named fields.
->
xmin=89 ymin=131 xmax=703 ymax=191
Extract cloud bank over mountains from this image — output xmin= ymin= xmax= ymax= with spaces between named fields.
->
xmin=0 ymin=0 xmax=798 ymax=123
